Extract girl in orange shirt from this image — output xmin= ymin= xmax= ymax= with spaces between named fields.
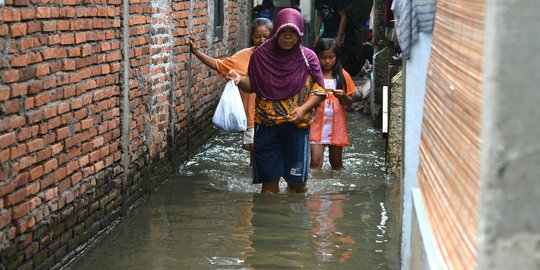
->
xmin=310 ymin=38 xmax=356 ymax=170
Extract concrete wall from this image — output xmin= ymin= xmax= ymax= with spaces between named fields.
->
xmin=0 ymin=0 xmax=243 ymax=269
xmin=238 ymin=0 xmax=252 ymax=48
xmin=370 ymin=0 xmax=390 ymax=127
xmin=410 ymin=188 xmax=443 ymax=270
xmin=386 ymin=69 xmax=402 ymax=176
xmin=478 ymin=0 xmax=540 ymax=269
xmin=400 ymin=32 xmax=432 ymax=270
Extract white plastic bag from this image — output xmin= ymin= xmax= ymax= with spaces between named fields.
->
xmin=212 ymin=81 xmax=247 ymax=132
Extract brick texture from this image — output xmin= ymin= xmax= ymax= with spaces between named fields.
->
xmin=0 ymin=0 xmax=240 ymax=269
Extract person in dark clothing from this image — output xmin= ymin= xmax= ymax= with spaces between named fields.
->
xmin=253 ymin=0 xmax=275 ymax=21
xmin=314 ymin=0 xmax=347 ymax=46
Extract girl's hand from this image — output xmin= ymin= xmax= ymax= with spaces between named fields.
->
xmin=334 ymin=89 xmax=353 ymax=106
xmin=333 ymin=89 xmax=346 ymax=99
xmin=288 ymin=107 xmax=307 ymax=125
xmin=226 ymin=70 xmax=241 ymax=85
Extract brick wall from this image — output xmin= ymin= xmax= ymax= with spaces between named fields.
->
xmin=0 ymin=0 xmax=241 ymax=269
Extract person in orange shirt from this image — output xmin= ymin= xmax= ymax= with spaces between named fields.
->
xmin=189 ymin=18 xmax=273 ymax=164
xmin=310 ymin=38 xmax=356 ymax=170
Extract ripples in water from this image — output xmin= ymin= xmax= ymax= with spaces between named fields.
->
xmin=67 ymin=113 xmax=399 ymax=270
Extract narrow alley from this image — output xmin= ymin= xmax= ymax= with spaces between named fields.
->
xmin=66 ymin=113 xmax=401 ymax=270
xmin=2 ymin=0 xmax=540 ymax=269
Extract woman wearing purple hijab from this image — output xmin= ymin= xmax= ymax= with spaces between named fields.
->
xmin=228 ymin=8 xmax=326 ymax=193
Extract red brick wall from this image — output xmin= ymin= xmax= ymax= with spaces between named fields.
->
xmin=0 ymin=0 xmax=241 ymax=268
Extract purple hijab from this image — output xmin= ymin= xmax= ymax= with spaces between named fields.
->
xmin=248 ymin=8 xmax=325 ymax=100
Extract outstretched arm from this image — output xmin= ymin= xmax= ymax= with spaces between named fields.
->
xmin=189 ymin=33 xmax=218 ymax=71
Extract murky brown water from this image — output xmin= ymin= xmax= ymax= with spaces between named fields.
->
xmin=66 ymin=113 xmax=399 ymax=270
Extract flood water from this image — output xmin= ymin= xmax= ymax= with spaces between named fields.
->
xmin=66 ymin=113 xmax=400 ymax=270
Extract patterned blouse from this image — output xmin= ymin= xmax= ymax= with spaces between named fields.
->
xmin=255 ymin=74 xmax=326 ymax=128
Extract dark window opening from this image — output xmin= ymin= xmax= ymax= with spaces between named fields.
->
xmin=214 ymin=0 xmax=224 ymax=41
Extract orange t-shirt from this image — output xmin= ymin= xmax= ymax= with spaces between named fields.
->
xmin=215 ymin=47 xmax=256 ymax=129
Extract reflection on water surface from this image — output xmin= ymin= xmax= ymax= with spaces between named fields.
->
xmin=67 ymin=113 xmax=399 ymax=270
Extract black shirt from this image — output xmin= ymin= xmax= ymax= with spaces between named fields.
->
xmin=315 ymin=0 xmax=345 ymax=34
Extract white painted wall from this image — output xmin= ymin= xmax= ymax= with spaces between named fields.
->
xmin=410 ymin=188 xmax=444 ymax=270
xmin=299 ymin=0 xmax=311 ymax=22
xmin=400 ymin=32 xmax=432 ymax=270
